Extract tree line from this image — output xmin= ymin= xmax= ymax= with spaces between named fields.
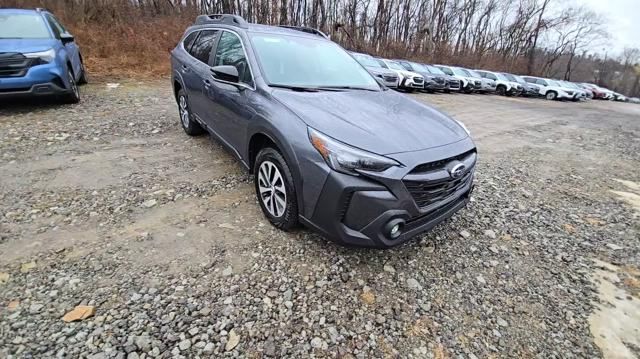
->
xmin=3 ymin=0 xmax=639 ymax=96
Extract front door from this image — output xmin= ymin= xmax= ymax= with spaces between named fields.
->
xmin=205 ymin=31 xmax=256 ymax=154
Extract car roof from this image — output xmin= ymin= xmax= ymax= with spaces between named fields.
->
xmin=189 ymin=21 xmax=327 ymax=41
xmin=0 ymin=8 xmax=43 ymax=14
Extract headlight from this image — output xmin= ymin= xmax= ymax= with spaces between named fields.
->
xmin=308 ymin=128 xmax=401 ymax=176
xmin=24 ymin=48 xmax=56 ymax=63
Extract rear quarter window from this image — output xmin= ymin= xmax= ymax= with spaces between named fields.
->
xmin=188 ymin=30 xmax=218 ymax=64
xmin=182 ymin=31 xmax=199 ymax=51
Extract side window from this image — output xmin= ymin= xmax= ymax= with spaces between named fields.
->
xmin=488 ymin=73 xmax=497 ymax=81
xmin=44 ymin=14 xmax=64 ymax=38
xmin=400 ymin=62 xmax=412 ymax=71
xmin=182 ymin=32 xmax=199 ymax=52
xmin=213 ymin=31 xmax=252 ymax=85
xmin=441 ymin=67 xmax=453 ymax=76
xmin=538 ymin=79 xmax=548 ymax=86
xmin=189 ymin=30 xmax=218 ymax=64
xmin=377 ymin=59 xmax=388 ymax=69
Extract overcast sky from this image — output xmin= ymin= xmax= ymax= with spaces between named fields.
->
xmin=580 ymin=0 xmax=640 ymax=55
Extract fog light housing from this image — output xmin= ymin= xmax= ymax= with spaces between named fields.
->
xmin=385 ymin=219 xmax=405 ymax=240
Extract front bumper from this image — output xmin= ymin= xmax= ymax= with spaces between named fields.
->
xmin=300 ymin=139 xmax=476 ymax=248
xmin=424 ymin=80 xmax=446 ymax=91
xmin=0 ymin=62 xmax=70 ymax=99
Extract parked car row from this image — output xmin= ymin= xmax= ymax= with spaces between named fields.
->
xmin=350 ymin=51 xmax=636 ymax=104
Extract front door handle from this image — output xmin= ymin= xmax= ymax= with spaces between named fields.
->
xmin=181 ymin=65 xmax=189 ymax=73
xmin=203 ymin=79 xmax=211 ymax=87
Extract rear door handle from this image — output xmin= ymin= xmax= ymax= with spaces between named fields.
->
xmin=203 ymin=79 xmax=211 ymax=87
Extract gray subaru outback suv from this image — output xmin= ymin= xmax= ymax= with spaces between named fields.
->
xmin=171 ymin=14 xmax=477 ymax=248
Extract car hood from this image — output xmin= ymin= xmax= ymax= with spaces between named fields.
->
xmin=0 ymin=38 xmax=58 ymax=53
xmin=365 ymin=66 xmax=396 ymax=77
xmin=272 ymin=89 xmax=468 ymax=155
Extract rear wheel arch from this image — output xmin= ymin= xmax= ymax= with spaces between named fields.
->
xmin=173 ymin=80 xmax=183 ymax=102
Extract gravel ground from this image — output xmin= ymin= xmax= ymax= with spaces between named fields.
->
xmin=1 ymin=82 xmax=639 ymax=358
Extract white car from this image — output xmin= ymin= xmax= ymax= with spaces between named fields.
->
xmin=559 ymin=81 xmax=588 ymax=101
xmin=476 ymin=70 xmax=523 ymax=96
xmin=377 ymin=58 xmax=424 ymax=92
xmin=522 ymin=76 xmax=577 ymax=100
xmin=435 ymin=65 xmax=481 ymax=93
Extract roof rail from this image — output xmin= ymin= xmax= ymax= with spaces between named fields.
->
xmin=278 ymin=25 xmax=330 ymax=39
xmin=195 ymin=14 xmax=248 ymax=29
xmin=35 ymin=7 xmax=49 ymax=12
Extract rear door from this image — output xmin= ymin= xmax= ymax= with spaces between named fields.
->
xmin=182 ymin=30 xmax=220 ymax=126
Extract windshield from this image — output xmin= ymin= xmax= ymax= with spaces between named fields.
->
xmin=352 ymin=53 xmax=381 ymax=68
xmin=453 ymin=68 xmax=470 ymax=77
xmin=425 ymin=65 xmax=445 ymax=75
xmin=385 ymin=60 xmax=405 ymax=71
xmin=409 ymin=62 xmax=428 ymax=72
xmin=250 ymin=34 xmax=379 ymax=90
xmin=513 ymin=75 xmax=527 ymax=84
xmin=503 ymin=73 xmax=516 ymax=81
xmin=491 ymin=73 xmax=506 ymax=81
xmin=0 ymin=13 xmax=51 ymax=39
xmin=466 ymin=69 xmax=483 ymax=78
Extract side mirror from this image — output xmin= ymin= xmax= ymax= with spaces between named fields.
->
xmin=60 ymin=33 xmax=74 ymax=44
xmin=211 ymin=65 xmax=239 ymax=83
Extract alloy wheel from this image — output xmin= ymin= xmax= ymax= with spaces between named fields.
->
xmin=68 ymin=71 xmax=78 ymax=97
xmin=257 ymin=161 xmax=287 ymax=217
xmin=179 ymin=95 xmax=190 ymax=128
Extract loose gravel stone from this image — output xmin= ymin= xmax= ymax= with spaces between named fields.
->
xmin=0 ymin=83 xmax=638 ymax=359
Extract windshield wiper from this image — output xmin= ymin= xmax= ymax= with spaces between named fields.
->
xmin=318 ymin=86 xmax=379 ymax=91
xmin=269 ymin=84 xmax=346 ymax=92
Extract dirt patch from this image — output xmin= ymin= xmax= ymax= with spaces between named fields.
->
xmin=589 ymin=259 xmax=640 ymax=359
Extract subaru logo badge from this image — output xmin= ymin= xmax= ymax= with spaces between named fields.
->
xmin=450 ymin=163 xmax=466 ymax=179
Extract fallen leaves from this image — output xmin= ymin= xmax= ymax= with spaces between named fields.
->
xmin=8 ymin=300 xmax=20 ymax=310
xmin=562 ymin=224 xmax=576 ymax=234
xmin=360 ymin=290 xmax=376 ymax=305
xmin=0 ymin=272 xmax=9 ymax=284
xmin=225 ymin=329 xmax=240 ymax=351
xmin=62 ymin=305 xmax=96 ymax=322
xmin=20 ymin=261 xmax=36 ymax=273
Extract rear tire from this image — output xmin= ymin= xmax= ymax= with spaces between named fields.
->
xmin=254 ymin=147 xmax=299 ymax=230
xmin=177 ymin=89 xmax=205 ymax=136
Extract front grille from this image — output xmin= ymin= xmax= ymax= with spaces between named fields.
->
xmin=383 ymin=75 xmax=397 ymax=82
xmin=413 ymin=77 xmax=424 ymax=84
xmin=0 ymin=53 xmax=37 ymax=78
xmin=473 ymin=80 xmax=481 ymax=88
xmin=448 ymin=80 xmax=460 ymax=89
xmin=403 ymin=150 xmax=476 ymax=209
xmin=435 ymin=77 xmax=445 ymax=84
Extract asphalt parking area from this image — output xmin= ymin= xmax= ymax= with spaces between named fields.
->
xmin=1 ymin=82 xmax=639 ymax=358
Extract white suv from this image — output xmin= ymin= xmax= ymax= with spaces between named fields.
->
xmin=377 ymin=58 xmax=424 ymax=92
xmin=436 ymin=65 xmax=481 ymax=93
xmin=476 ymin=70 xmax=522 ymax=96
xmin=522 ymin=76 xmax=576 ymax=100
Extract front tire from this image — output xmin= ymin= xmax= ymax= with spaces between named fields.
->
xmin=254 ymin=147 xmax=299 ymax=230
xmin=78 ymin=60 xmax=88 ymax=85
xmin=545 ymin=91 xmax=557 ymax=100
xmin=62 ymin=69 xmax=80 ymax=104
xmin=177 ymin=89 xmax=205 ymax=136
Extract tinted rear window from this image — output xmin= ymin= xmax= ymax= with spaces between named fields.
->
xmin=0 ymin=13 xmax=51 ymax=39
xmin=189 ymin=30 xmax=218 ymax=64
